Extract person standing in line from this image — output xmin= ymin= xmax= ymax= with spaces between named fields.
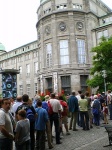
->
xmin=0 ymin=98 xmax=14 ymax=150
xmin=91 ymin=95 xmax=101 ymax=126
xmin=102 ymin=103 xmax=108 ymax=124
xmin=15 ymin=109 xmax=30 ymax=150
xmin=35 ymin=100 xmax=49 ymax=150
xmin=40 ymin=95 xmax=53 ymax=149
xmin=107 ymin=90 xmax=112 ymax=120
xmin=49 ymin=93 xmax=62 ymax=144
xmin=76 ymin=90 xmax=82 ymax=127
xmin=85 ymin=91 xmax=93 ymax=128
xmin=16 ymin=94 xmax=36 ymax=150
xmin=68 ymin=91 xmax=79 ymax=131
xmin=12 ymin=96 xmax=23 ymax=116
xmin=78 ymin=94 xmax=89 ymax=130
xmin=59 ymin=96 xmax=70 ymax=135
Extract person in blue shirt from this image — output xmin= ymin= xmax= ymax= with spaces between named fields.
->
xmin=68 ymin=91 xmax=79 ymax=131
xmin=35 ymin=100 xmax=49 ymax=150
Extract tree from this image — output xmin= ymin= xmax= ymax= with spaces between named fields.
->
xmin=87 ymin=36 xmax=112 ymax=92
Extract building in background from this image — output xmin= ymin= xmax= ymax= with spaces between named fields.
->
xmin=0 ymin=0 xmax=112 ymax=98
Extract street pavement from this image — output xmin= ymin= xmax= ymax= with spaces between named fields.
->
xmin=45 ymin=119 xmax=112 ymax=150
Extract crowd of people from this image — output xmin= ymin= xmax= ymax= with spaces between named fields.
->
xmin=0 ymin=89 xmax=112 ymax=150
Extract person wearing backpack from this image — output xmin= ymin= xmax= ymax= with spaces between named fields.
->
xmin=107 ymin=90 xmax=112 ymax=120
xmin=16 ymin=94 xmax=37 ymax=150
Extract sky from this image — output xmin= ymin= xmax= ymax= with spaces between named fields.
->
xmin=0 ymin=0 xmax=112 ymax=52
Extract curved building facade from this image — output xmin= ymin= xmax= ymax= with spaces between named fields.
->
xmin=36 ymin=0 xmax=111 ymax=95
xmin=0 ymin=0 xmax=112 ymax=98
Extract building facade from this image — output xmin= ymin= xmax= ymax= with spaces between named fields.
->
xmin=0 ymin=0 xmax=112 ymax=98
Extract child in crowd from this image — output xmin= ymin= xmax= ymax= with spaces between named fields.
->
xmin=102 ymin=103 xmax=108 ymax=124
xmin=15 ymin=109 xmax=30 ymax=150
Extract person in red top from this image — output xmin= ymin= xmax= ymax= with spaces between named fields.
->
xmin=59 ymin=96 xmax=70 ymax=135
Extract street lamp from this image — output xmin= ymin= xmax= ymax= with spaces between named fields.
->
xmin=102 ymin=70 xmax=107 ymax=94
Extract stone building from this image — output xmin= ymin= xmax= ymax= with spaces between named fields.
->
xmin=0 ymin=0 xmax=112 ymax=98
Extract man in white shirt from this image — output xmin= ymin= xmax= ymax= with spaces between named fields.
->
xmin=12 ymin=96 xmax=22 ymax=116
xmin=0 ymin=98 xmax=14 ymax=150
xmin=49 ymin=93 xmax=62 ymax=144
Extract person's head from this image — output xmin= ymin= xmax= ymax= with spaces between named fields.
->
xmin=85 ymin=91 xmax=89 ymax=97
xmin=22 ymin=94 xmax=29 ymax=103
xmin=72 ymin=91 xmax=75 ymax=96
xmin=37 ymin=100 xmax=42 ymax=107
xmin=94 ymin=95 xmax=98 ymax=99
xmin=102 ymin=103 xmax=106 ymax=107
xmin=78 ymin=90 xmax=82 ymax=95
xmin=18 ymin=109 xmax=26 ymax=119
xmin=1 ymin=98 xmax=11 ymax=112
xmin=28 ymin=98 xmax=32 ymax=106
xmin=35 ymin=95 xmax=41 ymax=101
xmin=16 ymin=96 xmax=22 ymax=102
xmin=50 ymin=93 xmax=55 ymax=99
xmin=108 ymin=90 xmax=111 ymax=94
xmin=81 ymin=94 xmax=85 ymax=99
xmin=58 ymin=96 xmax=64 ymax=100
xmin=45 ymin=95 xmax=50 ymax=101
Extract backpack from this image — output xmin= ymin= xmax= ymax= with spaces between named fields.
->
xmin=26 ymin=107 xmax=35 ymax=122
xmin=48 ymin=101 xmax=53 ymax=115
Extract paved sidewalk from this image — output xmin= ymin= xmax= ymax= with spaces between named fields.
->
xmin=45 ymin=120 xmax=112 ymax=150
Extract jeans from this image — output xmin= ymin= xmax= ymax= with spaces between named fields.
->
xmin=49 ymin=113 xmax=60 ymax=144
xmin=80 ymin=111 xmax=89 ymax=130
xmin=15 ymin=140 xmax=31 ymax=150
xmin=0 ymin=138 xmax=13 ymax=150
xmin=35 ymin=130 xmax=45 ymax=150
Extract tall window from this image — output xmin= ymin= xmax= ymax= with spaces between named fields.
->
xmin=80 ymin=75 xmax=88 ymax=92
xmin=26 ymin=64 xmax=30 ymax=76
xmin=46 ymin=78 xmax=52 ymax=93
xmin=97 ymin=29 xmax=108 ymax=43
xmin=19 ymin=85 xmax=23 ymax=96
xmin=60 ymin=40 xmax=69 ymax=65
xmin=34 ymin=62 xmax=38 ymax=74
xmin=61 ymin=76 xmax=71 ymax=95
xmin=46 ymin=43 xmax=52 ymax=67
xmin=77 ymin=39 xmax=86 ymax=64
xmin=27 ymin=84 xmax=30 ymax=96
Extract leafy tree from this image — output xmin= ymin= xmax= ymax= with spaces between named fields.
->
xmin=87 ymin=36 xmax=112 ymax=92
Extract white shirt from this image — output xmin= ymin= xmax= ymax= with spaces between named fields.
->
xmin=49 ymin=99 xmax=61 ymax=113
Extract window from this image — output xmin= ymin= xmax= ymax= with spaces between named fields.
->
xmin=19 ymin=66 xmax=22 ymax=74
xmin=26 ymin=64 xmax=30 ymax=76
xmin=61 ymin=76 xmax=71 ymax=95
xmin=34 ymin=62 xmax=38 ymax=74
xmin=27 ymin=84 xmax=30 ymax=96
xmin=80 ymin=75 xmax=88 ymax=92
xmin=97 ymin=30 xmax=108 ymax=43
xmin=60 ymin=40 xmax=69 ymax=65
xmin=46 ymin=43 xmax=52 ymax=67
xmin=19 ymin=85 xmax=23 ymax=96
xmin=77 ymin=39 xmax=86 ymax=64
xmin=46 ymin=78 xmax=52 ymax=93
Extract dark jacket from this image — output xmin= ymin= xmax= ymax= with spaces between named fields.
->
xmin=68 ymin=95 xmax=79 ymax=112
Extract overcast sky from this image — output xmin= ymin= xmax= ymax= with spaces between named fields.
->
xmin=0 ymin=0 xmax=112 ymax=52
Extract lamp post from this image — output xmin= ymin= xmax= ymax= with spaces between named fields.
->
xmin=102 ymin=70 xmax=107 ymax=94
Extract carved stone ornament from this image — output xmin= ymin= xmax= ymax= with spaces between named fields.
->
xmin=45 ymin=26 xmax=51 ymax=35
xmin=76 ymin=22 xmax=83 ymax=31
xmin=59 ymin=22 xmax=66 ymax=31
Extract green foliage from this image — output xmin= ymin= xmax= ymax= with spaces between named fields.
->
xmin=87 ymin=36 xmax=112 ymax=91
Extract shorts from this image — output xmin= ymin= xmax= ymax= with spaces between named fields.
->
xmin=62 ymin=116 xmax=68 ymax=124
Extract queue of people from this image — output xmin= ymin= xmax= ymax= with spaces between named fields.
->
xmin=0 ymin=89 xmax=112 ymax=150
